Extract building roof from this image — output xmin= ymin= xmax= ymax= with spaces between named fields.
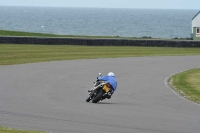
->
xmin=192 ymin=11 xmax=200 ymax=20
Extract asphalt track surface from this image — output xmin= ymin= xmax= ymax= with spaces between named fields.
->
xmin=0 ymin=56 xmax=200 ymax=133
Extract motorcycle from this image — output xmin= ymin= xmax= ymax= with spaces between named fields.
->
xmin=86 ymin=73 xmax=112 ymax=103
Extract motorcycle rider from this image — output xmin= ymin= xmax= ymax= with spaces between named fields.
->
xmin=97 ymin=72 xmax=118 ymax=99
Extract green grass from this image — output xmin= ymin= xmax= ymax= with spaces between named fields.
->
xmin=0 ymin=29 xmax=165 ymax=40
xmin=170 ymin=68 xmax=200 ymax=104
xmin=0 ymin=29 xmax=68 ymax=37
xmin=0 ymin=29 xmax=127 ymax=38
xmin=0 ymin=126 xmax=46 ymax=133
xmin=1 ymin=44 xmax=200 ymax=65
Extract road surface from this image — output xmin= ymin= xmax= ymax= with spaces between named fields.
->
xmin=0 ymin=56 xmax=200 ymax=133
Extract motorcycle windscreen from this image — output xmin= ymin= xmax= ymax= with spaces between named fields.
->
xmin=103 ymin=85 xmax=111 ymax=93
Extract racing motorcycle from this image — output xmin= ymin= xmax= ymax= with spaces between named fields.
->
xmin=86 ymin=73 xmax=112 ymax=103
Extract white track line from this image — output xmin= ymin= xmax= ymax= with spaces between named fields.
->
xmin=164 ymin=70 xmax=200 ymax=107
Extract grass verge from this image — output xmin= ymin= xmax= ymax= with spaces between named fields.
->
xmin=0 ymin=29 xmax=128 ymax=38
xmin=0 ymin=29 xmax=164 ymax=39
xmin=1 ymin=44 xmax=200 ymax=65
xmin=1 ymin=45 xmax=200 ymax=131
xmin=0 ymin=126 xmax=46 ymax=133
xmin=170 ymin=68 xmax=200 ymax=104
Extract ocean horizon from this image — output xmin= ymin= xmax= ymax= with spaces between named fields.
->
xmin=0 ymin=6 xmax=198 ymax=38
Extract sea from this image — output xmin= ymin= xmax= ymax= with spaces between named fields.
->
xmin=0 ymin=6 xmax=199 ymax=39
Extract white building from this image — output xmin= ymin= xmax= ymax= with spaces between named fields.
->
xmin=192 ymin=11 xmax=200 ymax=40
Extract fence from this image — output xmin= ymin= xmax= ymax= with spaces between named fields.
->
xmin=0 ymin=36 xmax=200 ymax=47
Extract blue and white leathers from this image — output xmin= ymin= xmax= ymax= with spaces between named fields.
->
xmin=98 ymin=76 xmax=117 ymax=91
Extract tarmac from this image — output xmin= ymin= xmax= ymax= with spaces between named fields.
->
xmin=0 ymin=56 xmax=200 ymax=133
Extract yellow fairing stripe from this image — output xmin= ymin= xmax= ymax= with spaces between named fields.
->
xmin=103 ymin=85 xmax=111 ymax=93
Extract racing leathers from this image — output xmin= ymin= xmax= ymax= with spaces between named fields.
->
xmin=98 ymin=75 xmax=117 ymax=99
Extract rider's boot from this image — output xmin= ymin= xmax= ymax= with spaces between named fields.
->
xmin=107 ymin=92 xmax=112 ymax=99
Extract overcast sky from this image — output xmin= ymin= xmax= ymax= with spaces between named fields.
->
xmin=0 ymin=0 xmax=199 ymax=9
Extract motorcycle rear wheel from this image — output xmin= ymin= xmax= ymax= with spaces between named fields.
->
xmin=92 ymin=90 xmax=104 ymax=103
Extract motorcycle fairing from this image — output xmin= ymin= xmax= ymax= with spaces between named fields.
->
xmin=103 ymin=85 xmax=111 ymax=93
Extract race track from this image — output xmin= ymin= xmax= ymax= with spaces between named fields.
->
xmin=0 ymin=56 xmax=200 ymax=133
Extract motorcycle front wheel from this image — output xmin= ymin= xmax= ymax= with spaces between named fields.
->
xmin=86 ymin=96 xmax=91 ymax=102
xmin=92 ymin=89 xmax=104 ymax=103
